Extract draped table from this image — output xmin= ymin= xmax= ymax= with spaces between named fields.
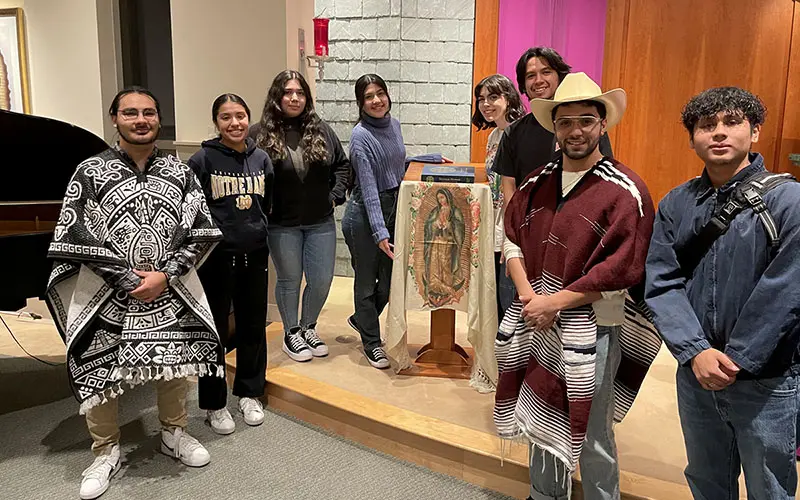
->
xmin=385 ymin=162 xmax=498 ymax=392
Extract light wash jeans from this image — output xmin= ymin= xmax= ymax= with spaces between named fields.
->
xmin=677 ymin=365 xmax=799 ymax=500
xmin=267 ymin=216 xmax=336 ymax=333
xmin=529 ymin=325 xmax=622 ymax=500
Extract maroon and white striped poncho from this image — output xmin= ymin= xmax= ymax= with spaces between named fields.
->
xmin=494 ymin=157 xmax=661 ymax=471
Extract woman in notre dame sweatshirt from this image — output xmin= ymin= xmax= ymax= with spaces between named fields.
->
xmin=250 ymin=70 xmax=350 ymax=364
xmin=188 ymin=93 xmax=274 ymax=436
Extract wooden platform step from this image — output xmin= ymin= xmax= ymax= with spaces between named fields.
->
xmin=264 ymin=367 xmax=679 ymax=500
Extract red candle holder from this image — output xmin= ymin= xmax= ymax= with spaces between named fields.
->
xmin=313 ymin=18 xmax=330 ymax=57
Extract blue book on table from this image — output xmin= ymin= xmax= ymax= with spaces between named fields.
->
xmin=420 ymin=165 xmax=475 ymax=184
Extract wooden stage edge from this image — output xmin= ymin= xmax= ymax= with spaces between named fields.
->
xmin=263 ymin=366 xmax=687 ymax=500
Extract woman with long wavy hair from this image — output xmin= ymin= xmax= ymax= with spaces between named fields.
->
xmin=472 ymin=74 xmax=525 ymax=323
xmin=250 ymin=70 xmax=350 ymax=363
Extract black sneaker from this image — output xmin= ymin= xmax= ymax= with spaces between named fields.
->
xmin=364 ymin=346 xmax=390 ymax=369
xmin=282 ymin=329 xmax=312 ymax=362
xmin=301 ymin=327 xmax=329 ymax=357
xmin=347 ymin=315 xmax=359 ymax=333
xmin=348 ymin=316 xmax=385 ymax=346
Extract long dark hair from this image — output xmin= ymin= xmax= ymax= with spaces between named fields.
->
xmin=256 ymin=70 xmax=328 ymax=163
xmin=109 ymin=86 xmax=161 ymax=119
xmin=471 ymin=74 xmax=525 ymax=130
xmin=212 ymin=93 xmax=251 ymax=123
xmin=514 ymin=47 xmax=571 ymax=99
xmin=354 ymin=74 xmax=392 ymax=122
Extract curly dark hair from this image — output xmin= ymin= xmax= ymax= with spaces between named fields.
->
xmin=471 ymin=74 xmax=525 ymax=130
xmin=681 ymin=87 xmax=766 ymax=138
xmin=515 ymin=47 xmax=571 ymax=99
xmin=256 ymin=70 xmax=328 ymax=163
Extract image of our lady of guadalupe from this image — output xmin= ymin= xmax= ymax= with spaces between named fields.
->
xmin=422 ymin=188 xmax=468 ymax=308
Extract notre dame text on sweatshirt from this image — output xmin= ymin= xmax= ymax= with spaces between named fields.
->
xmin=188 ymin=137 xmax=274 ymax=253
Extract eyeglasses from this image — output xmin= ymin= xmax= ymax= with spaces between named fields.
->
xmin=554 ymin=115 xmax=602 ymax=132
xmin=118 ymin=108 xmax=158 ymax=120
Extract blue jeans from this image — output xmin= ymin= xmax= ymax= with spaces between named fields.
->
xmin=677 ymin=366 xmax=799 ymax=500
xmin=267 ymin=217 xmax=336 ymax=333
xmin=341 ymin=188 xmax=397 ymax=349
xmin=529 ymin=325 xmax=622 ymax=500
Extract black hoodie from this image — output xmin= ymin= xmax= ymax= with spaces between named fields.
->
xmin=188 ymin=137 xmax=274 ymax=253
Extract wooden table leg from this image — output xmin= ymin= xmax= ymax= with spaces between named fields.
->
xmin=414 ymin=309 xmax=470 ymax=366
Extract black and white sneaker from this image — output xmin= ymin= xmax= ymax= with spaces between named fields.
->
xmin=348 ymin=316 xmax=385 ymax=346
xmin=302 ymin=327 xmax=329 ymax=357
xmin=364 ymin=346 xmax=390 ymax=369
xmin=283 ymin=329 xmax=312 ymax=362
xmin=347 ymin=315 xmax=359 ymax=333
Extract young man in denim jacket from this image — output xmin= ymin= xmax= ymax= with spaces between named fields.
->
xmin=645 ymin=87 xmax=800 ymax=499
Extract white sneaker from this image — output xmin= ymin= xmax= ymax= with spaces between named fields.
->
xmin=160 ymin=428 xmax=210 ymax=467
xmin=79 ymin=444 xmax=120 ymax=500
xmin=206 ymin=408 xmax=235 ymax=435
xmin=239 ymin=397 xmax=265 ymax=426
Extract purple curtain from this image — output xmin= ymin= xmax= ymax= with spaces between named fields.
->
xmin=496 ymin=0 xmax=608 ymax=109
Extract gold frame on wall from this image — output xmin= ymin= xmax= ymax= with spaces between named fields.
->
xmin=0 ymin=7 xmax=31 ymax=113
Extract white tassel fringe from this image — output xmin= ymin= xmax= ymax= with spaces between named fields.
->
xmin=78 ymin=363 xmax=225 ymax=415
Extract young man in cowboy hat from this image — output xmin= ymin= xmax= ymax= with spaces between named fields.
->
xmin=645 ymin=87 xmax=800 ymax=499
xmin=495 ymin=73 xmax=660 ymax=500
xmin=493 ymin=47 xmax=614 ymax=206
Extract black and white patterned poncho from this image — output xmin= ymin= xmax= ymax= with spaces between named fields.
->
xmin=45 ymin=147 xmax=224 ymax=414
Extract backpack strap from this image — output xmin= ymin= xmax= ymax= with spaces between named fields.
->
xmin=741 ymin=172 xmax=795 ymax=246
xmin=676 ymin=171 xmax=796 ymax=277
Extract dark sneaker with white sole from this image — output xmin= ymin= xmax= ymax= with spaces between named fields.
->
xmin=301 ymin=327 xmax=329 ymax=357
xmin=283 ymin=329 xmax=313 ymax=362
xmin=364 ymin=346 xmax=390 ymax=369
xmin=347 ymin=315 xmax=359 ymax=333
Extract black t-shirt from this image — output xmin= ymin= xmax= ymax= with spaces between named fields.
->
xmin=494 ymin=113 xmax=614 ymax=186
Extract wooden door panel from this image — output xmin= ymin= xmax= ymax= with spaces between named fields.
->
xmin=470 ymin=0 xmax=500 ymax=162
xmin=778 ymin=4 xmax=800 ymax=174
xmin=604 ymin=0 xmax=794 ymax=202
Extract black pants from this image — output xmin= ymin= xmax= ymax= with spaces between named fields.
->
xmin=197 ymin=246 xmax=268 ymax=410
xmin=494 ymin=251 xmax=515 ymax=324
xmin=341 ymin=187 xmax=398 ymax=349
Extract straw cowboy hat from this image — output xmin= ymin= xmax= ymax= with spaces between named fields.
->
xmin=530 ymin=72 xmax=627 ymax=133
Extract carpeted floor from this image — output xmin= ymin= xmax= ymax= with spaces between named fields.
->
xmin=0 ymin=381 xmax=514 ymax=500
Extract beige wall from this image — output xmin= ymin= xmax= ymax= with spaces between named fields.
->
xmin=5 ymin=0 xmax=316 ymax=144
xmin=96 ymin=0 xmax=123 ymax=142
xmin=5 ymin=0 xmax=105 ymax=137
xmin=285 ymin=0 xmax=316 ymax=97
xmin=170 ymin=0 xmax=288 ymax=144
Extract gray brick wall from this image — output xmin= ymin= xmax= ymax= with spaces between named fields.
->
xmin=315 ymin=0 xmax=475 ymax=276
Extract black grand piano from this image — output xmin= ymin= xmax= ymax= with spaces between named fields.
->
xmin=0 ymin=110 xmax=108 ymax=311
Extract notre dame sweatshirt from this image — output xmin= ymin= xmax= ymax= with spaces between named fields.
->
xmin=188 ymin=137 xmax=274 ymax=253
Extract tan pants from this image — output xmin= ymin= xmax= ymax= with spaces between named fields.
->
xmin=85 ymin=377 xmax=188 ymax=456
